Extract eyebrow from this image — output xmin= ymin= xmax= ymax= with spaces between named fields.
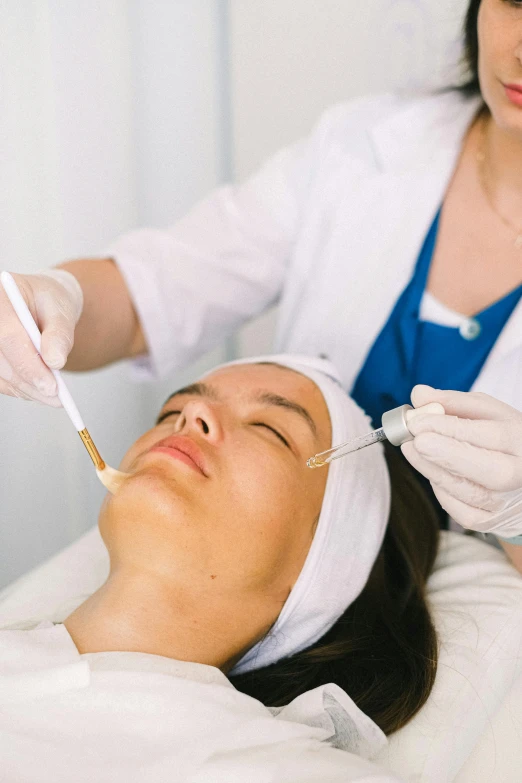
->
xmin=158 ymin=382 xmax=318 ymax=439
xmin=161 ymin=383 xmax=219 ymax=409
xmin=255 ymin=392 xmax=317 ymax=439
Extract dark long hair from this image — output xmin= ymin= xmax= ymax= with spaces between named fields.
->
xmin=459 ymin=0 xmax=482 ymax=96
xmin=229 ymin=443 xmax=440 ymax=736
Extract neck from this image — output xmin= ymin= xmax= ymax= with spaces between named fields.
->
xmin=63 ymin=568 xmax=250 ymax=672
xmin=483 ymin=113 xmax=522 ymax=207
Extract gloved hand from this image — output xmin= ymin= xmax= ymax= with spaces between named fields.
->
xmin=0 ymin=269 xmax=83 ymax=406
xmin=401 ymin=385 xmax=522 ymax=541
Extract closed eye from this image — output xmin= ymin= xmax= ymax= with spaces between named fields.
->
xmin=156 ymin=411 xmax=291 ymax=449
xmin=156 ymin=410 xmax=181 ymax=425
xmin=252 ymin=422 xmax=290 ymax=448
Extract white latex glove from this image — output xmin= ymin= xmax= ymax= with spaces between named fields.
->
xmin=401 ymin=385 xmax=522 ymax=541
xmin=0 ymin=269 xmax=83 ymax=406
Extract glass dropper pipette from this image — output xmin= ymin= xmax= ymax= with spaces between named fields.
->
xmin=307 ymin=402 xmax=445 ymax=469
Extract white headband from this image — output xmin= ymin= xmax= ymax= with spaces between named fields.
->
xmin=204 ymin=355 xmax=391 ymax=675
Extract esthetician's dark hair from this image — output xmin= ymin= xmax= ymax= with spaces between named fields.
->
xmin=458 ymin=0 xmax=482 ymax=97
xmin=229 ymin=443 xmax=440 ymax=736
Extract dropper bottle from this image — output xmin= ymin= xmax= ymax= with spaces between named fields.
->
xmin=307 ymin=402 xmax=444 ymax=468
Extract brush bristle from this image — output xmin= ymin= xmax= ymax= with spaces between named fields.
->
xmin=95 ymin=465 xmax=129 ymax=494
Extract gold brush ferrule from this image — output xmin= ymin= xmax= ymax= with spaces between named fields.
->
xmin=78 ymin=428 xmax=106 ymax=471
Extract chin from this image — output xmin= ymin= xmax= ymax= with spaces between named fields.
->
xmin=98 ymin=491 xmax=193 ymax=561
xmin=97 ymin=479 xmax=204 ymax=576
xmin=99 ymin=466 xmax=194 ymax=528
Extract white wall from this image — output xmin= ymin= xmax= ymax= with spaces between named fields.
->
xmin=0 ymin=0 xmax=469 ymax=587
xmin=230 ymin=0 xmax=469 ymax=356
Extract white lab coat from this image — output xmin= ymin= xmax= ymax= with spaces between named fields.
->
xmin=106 ymin=90 xmax=522 ymax=409
xmin=0 ymin=620 xmax=400 ymax=783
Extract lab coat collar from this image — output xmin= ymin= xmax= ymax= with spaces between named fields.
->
xmin=369 ymin=91 xmax=483 ymax=172
xmin=317 ymin=94 xmax=481 ymax=393
xmin=491 ymin=302 xmax=522 ymax=361
xmin=369 ymin=90 xmax=522 ymax=386
xmin=473 ymin=299 xmax=522 ymax=396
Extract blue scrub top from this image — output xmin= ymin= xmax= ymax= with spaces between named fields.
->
xmin=351 ymin=208 xmax=522 ymax=429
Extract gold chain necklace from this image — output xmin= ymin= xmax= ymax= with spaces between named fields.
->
xmin=476 ymin=116 xmax=522 ymax=250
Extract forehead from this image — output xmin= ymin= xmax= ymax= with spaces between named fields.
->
xmin=204 ymin=363 xmax=330 ymax=430
xmin=206 ymin=362 xmax=317 ymax=395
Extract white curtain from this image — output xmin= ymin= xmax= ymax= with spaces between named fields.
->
xmin=0 ymin=0 xmax=229 ymax=587
xmin=1 ymin=0 xmax=467 ymax=587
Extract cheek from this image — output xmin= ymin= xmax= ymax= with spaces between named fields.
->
xmin=478 ymin=3 xmax=515 ymax=74
xmin=478 ymin=11 xmax=494 ymax=77
xmin=225 ymin=451 xmax=299 ymax=533
xmin=212 ymin=446 xmax=322 ymax=588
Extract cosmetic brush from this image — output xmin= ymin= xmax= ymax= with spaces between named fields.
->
xmin=1 ymin=271 xmax=128 ymax=494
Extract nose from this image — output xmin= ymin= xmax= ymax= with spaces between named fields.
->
xmin=175 ymin=399 xmax=223 ymax=443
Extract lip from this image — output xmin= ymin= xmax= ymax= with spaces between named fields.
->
xmin=149 ymin=435 xmax=208 ymax=476
xmin=504 ymin=83 xmax=522 ymax=106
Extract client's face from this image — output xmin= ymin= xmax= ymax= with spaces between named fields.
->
xmin=98 ymin=363 xmax=331 ymax=666
xmin=478 ymin=0 xmax=522 ymax=136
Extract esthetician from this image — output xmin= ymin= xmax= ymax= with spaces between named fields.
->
xmin=2 ymin=0 xmax=522 ymax=568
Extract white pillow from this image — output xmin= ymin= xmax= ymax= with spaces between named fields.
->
xmin=373 ymin=532 xmax=522 ymax=783
xmin=455 ymin=671 xmax=522 ymax=783
xmin=0 ymin=526 xmax=109 ymax=629
xmin=0 ymin=529 xmax=521 ymax=782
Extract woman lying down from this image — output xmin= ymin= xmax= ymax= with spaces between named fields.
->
xmin=0 ymin=355 xmax=440 ymax=783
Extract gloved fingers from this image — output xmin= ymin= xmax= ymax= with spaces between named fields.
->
xmin=0 ymin=352 xmax=14 ymax=384
xmin=401 ymin=440 xmax=502 ymax=511
xmin=34 ymin=286 xmax=76 ymax=370
xmin=0 ymin=297 xmax=58 ymax=397
xmin=430 ymin=484 xmax=522 ymax=536
xmin=407 ymin=413 xmax=522 ymax=456
xmin=412 ymin=431 xmax=522 ymax=491
xmin=411 ymin=385 xmax=512 ymax=421
xmin=0 ymin=269 xmax=80 ymax=401
xmin=403 ymin=441 xmax=515 ymax=531
xmin=430 ymin=485 xmax=492 ymax=532
xmin=0 ymin=371 xmax=61 ymax=407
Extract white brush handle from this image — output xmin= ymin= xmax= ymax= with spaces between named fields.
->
xmin=1 ymin=271 xmax=85 ymax=431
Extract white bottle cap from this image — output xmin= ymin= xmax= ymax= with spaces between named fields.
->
xmin=381 ymin=404 xmax=414 ymax=446
xmin=381 ymin=402 xmax=445 ymax=446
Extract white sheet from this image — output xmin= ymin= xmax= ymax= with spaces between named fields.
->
xmin=1 ymin=530 xmax=521 ymax=781
xmin=374 ymin=533 xmax=522 ymax=782
xmin=0 ymin=620 xmax=399 ymax=783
